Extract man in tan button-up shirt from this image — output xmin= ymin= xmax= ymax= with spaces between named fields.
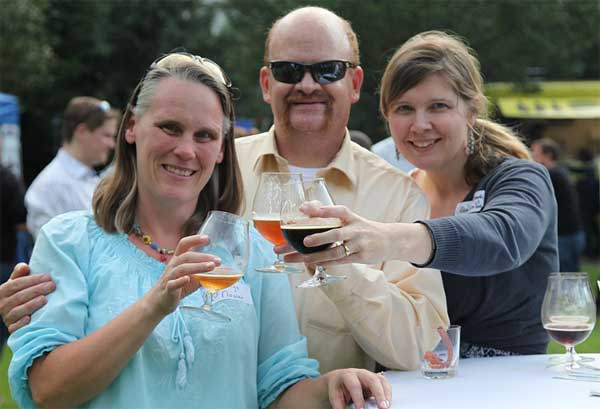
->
xmin=236 ymin=6 xmax=448 ymax=373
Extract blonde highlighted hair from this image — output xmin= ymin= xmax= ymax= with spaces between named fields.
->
xmin=380 ymin=31 xmax=530 ymax=185
xmin=93 ymin=53 xmax=243 ymax=236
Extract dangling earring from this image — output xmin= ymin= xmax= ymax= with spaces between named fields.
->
xmin=395 ymin=148 xmax=400 ymax=160
xmin=466 ymin=128 xmax=475 ymax=156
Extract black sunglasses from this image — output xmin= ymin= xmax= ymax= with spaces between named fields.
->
xmin=268 ymin=60 xmax=357 ymax=84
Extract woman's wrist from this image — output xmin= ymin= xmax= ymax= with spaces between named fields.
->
xmin=410 ymin=222 xmax=436 ymax=267
xmin=139 ymin=291 xmax=170 ymax=324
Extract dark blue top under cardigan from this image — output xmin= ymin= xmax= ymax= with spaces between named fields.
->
xmin=421 ymin=158 xmax=558 ymax=355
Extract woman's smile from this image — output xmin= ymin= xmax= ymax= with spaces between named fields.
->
xmin=162 ymin=164 xmax=196 ymax=178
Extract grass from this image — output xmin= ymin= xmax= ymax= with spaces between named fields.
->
xmin=0 ymin=263 xmax=598 ymax=407
xmin=0 ymin=347 xmax=15 ymax=409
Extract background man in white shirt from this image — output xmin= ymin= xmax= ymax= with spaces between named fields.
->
xmin=25 ymin=97 xmax=119 ymax=237
xmin=371 ymin=136 xmax=415 ymax=173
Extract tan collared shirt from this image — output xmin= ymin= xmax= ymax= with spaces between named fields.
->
xmin=235 ymin=128 xmax=449 ymax=372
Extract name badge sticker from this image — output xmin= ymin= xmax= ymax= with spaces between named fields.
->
xmin=454 ymin=190 xmax=486 ymax=215
xmin=212 ymin=280 xmax=253 ymax=305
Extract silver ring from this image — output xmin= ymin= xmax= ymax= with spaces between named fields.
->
xmin=342 ymin=243 xmax=351 ymax=257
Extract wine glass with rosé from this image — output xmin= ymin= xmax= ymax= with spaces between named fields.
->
xmin=280 ymin=177 xmax=346 ymax=288
xmin=541 ymin=272 xmax=596 ymax=370
xmin=252 ymin=172 xmax=304 ymax=274
xmin=183 ymin=211 xmax=249 ymax=322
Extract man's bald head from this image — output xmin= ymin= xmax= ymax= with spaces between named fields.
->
xmin=263 ymin=7 xmax=360 ymax=65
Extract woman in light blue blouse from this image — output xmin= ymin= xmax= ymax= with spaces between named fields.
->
xmin=8 ymin=53 xmax=391 ymax=409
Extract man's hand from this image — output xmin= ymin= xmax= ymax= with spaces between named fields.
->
xmin=0 ymin=263 xmax=56 ymax=333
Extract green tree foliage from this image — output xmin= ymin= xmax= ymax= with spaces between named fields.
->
xmin=0 ymin=0 xmax=598 ymax=180
xmin=220 ymin=0 xmax=599 ymax=139
xmin=0 ymin=0 xmax=54 ymax=110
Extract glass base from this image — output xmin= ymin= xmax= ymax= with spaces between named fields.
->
xmin=421 ymin=367 xmax=457 ymax=379
xmin=546 ymin=350 xmax=595 ymax=370
xmin=255 ymin=263 xmax=305 ymax=274
xmin=180 ymin=305 xmax=231 ymax=322
xmin=297 ymin=274 xmax=346 ymax=288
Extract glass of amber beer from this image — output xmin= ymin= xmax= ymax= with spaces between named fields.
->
xmin=281 ymin=178 xmax=346 ymax=288
xmin=252 ymin=172 xmax=304 ymax=274
xmin=185 ymin=211 xmax=249 ymax=322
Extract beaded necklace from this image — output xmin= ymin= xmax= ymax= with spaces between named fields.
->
xmin=132 ymin=223 xmax=175 ymax=262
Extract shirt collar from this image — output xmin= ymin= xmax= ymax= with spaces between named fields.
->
xmin=56 ymin=148 xmax=98 ymax=179
xmin=251 ymin=127 xmax=357 ymax=187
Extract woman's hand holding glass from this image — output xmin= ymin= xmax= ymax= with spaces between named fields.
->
xmin=280 ymin=178 xmax=346 ymax=288
xmin=181 ymin=211 xmax=249 ymax=322
xmin=278 ymin=202 xmax=433 ymax=268
xmin=146 ymin=234 xmax=222 ymax=318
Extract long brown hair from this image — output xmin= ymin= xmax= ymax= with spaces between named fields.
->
xmin=93 ymin=53 xmax=243 ymax=236
xmin=380 ymin=31 xmax=530 ymax=186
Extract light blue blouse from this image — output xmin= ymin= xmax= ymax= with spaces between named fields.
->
xmin=9 ymin=211 xmax=319 ymax=408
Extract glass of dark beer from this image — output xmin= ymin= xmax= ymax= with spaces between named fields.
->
xmin=280 ymin=178 xmax=346 ymax=288
xmin=541 ymin=272 xmax=596 ymax=370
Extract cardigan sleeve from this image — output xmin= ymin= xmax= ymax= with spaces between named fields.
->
xmin=423 ymin=160 xmax=556 ymax=276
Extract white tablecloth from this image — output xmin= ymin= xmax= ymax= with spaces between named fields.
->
xmin=385 ymin=354 xmax=600 ymax=409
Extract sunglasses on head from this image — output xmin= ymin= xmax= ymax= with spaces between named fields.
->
xmin=151 ymin=52 xmax=232 ymax=88
xmin=268 ymin=60 xmax=357 ymax=85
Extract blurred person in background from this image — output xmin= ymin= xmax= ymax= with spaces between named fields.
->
xmin=348 ymin=129 xmax=373 ymax=150
xmin=573 ymin=147 xmax=599 ymax=260
xmin=371 ymin=136 xmax=415 ymax=173
xmin=532 ymin=138 xmax=585 ymax=272
xmin=293 ymin=31 xmax=558 ymax=358
xmin=25 ymin=96 xmax=119 ymax=238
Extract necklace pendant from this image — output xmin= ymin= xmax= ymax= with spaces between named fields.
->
xmin=159 ymin=254 xmax=167 ymax=263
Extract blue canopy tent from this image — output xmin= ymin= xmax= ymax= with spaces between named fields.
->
xmin=0 ymin=92 xmax=22 ymax=177
xmin=0 ymin=92 xmax=30 ymax=263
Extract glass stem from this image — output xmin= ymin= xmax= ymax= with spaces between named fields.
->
xmin=203 ymin=290 xmax=214 ymax=311
xmin=565 ymin=346 xmax=576 ymax=370
xmin=314 ymin=265 xmax=327 ymax=281
xmin=275 ymin=253 xmax=285 ymax=269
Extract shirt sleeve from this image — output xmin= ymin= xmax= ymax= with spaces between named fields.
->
xmin=249 ymin=231 xmax=320 ymax=409
xmin=319 ymin=185 xmax=449 ymax=370
xmin=423 ymin=160 xmax=556 ymax=276
xmin=8 ymin=212 xmax=91 ymax=408
xmin=25 ymin=181 xmax=67 ymax=239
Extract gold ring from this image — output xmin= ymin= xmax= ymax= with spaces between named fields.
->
xmin=343 ymin=243 xmax=351 ymax=257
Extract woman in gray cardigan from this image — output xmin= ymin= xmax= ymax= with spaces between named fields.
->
xmin=289 ymin=31 xmax=558 ymax=358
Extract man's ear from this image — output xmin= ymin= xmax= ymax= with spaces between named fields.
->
xmin=259 ymin=66 xmax=272 ymax=104
xmin=349 ymin=66 xmax=364 ymax=104
xmin=124 ymin=113 xmax=137 ymax=144
xmin=73 ymin=123 xmax=90 ymax=142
